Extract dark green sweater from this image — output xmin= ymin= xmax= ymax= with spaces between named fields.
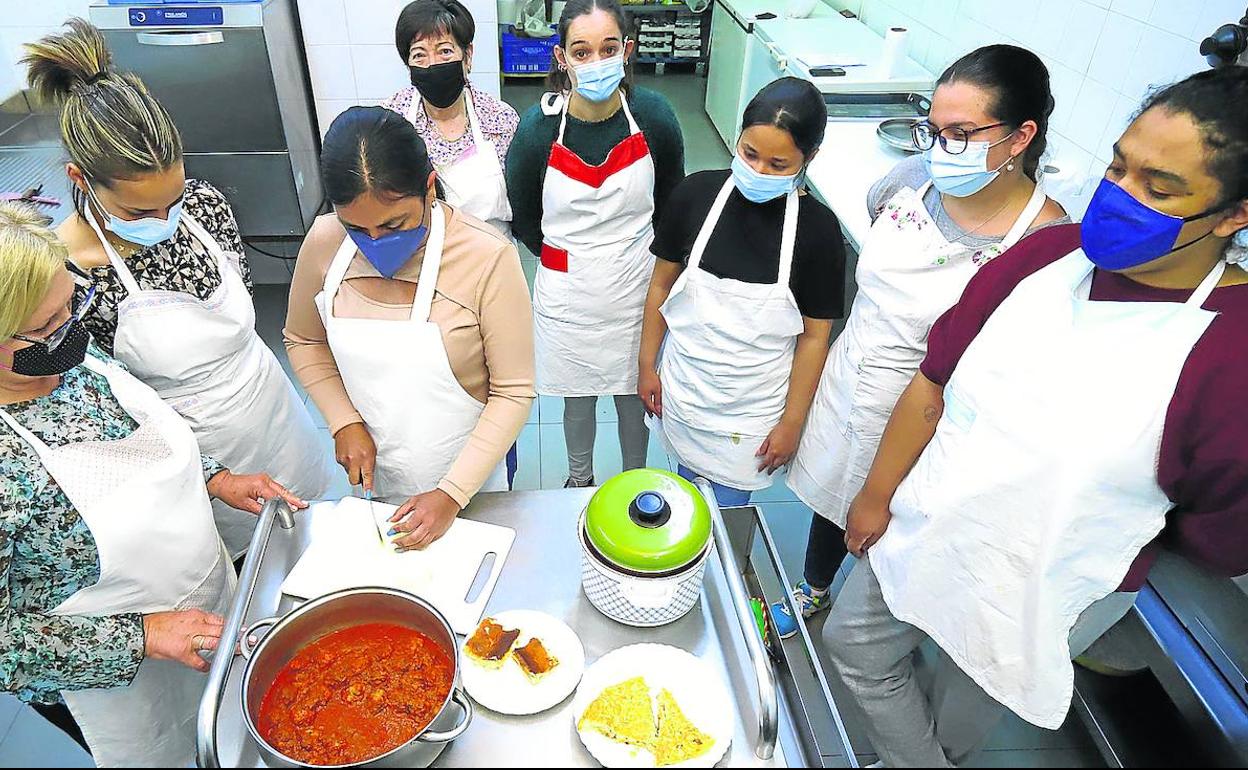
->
xmin=505 ymin=86 xmax=686 ymax=256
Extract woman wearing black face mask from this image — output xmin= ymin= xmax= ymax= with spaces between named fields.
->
xmin=0 ymin=203 xmax=305 ymax=766
xmin=382 ymin=0 xmax=518 ymax=237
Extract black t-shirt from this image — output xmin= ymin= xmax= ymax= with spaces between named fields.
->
xmin=650 ymin=170 xmax=846 ymax=319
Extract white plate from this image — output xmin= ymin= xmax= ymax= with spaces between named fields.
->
xmin=460 ymin=610 xmax=585 ymax=716
xmin=571 ymin=644 xmax=733 ymax=768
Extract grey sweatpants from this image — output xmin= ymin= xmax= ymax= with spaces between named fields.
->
xmin=824 ymin=559 xmax=1137 ymax=768
xmin=563 ymin=394 xmax=650 ymax=482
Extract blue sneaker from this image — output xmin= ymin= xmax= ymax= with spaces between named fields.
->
xmin=771 ymin=581 xmax=832 ymax=640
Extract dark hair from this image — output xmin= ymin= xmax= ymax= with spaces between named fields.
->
xmin=740 ymin=77 xmax=827 ymax=159
xmin=320 ymin=106 xmax=442 ymax=205
xmin=1139 ymin=67 xmax=1248 ymax=204
xmin=937 ymin=44 xmax=1054 ymax=181
xmin=395 ymin=0 xmax=475 ymax=61
xmin=545 ymin=0 xmax=635 ymax=94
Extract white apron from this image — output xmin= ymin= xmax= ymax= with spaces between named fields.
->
xmin=409 ymin=88 xmax=512 ymax=237
xmin=0 ymin=355 xmax=233 ymax=768
xmin=87 ymin=211 xmax=335 ymax=557
xmin=789 ymin=181 xmax=1046 ymax=524
xmin=651 ymin=178 xmax=803 ymax=490
xmin=533 ymin=93 xmax=657 ymax=396
xmin=315 ymin=202 xmax=506 ymax=502
xmin=870 ymin=251 xmax=1225 ymax=729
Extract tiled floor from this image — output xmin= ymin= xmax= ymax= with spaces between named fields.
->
xmin=0 ymin=71 xmax=1102 ymax=767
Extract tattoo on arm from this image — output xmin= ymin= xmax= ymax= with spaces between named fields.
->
xmin=924 ymin=406 xmax=940 ymax=423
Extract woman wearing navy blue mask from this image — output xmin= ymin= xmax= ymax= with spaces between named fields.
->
xmin=29 ymin=20 xmax=333 ymax=560
xmin=824 ymin=66 xmax=1248 ymax=768
xmin=285 ymin=107 xmax=534 ymax=551
xmin=506 ymin=0 xmax=684 ymax=488
xmin=778 ymin=45 xmax=1067 ymax=636
xmin=638 ymin=77 xmax=844 ymax=505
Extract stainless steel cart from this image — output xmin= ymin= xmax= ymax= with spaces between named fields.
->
xmin=198 ymin=487 xmax=858 ymax=767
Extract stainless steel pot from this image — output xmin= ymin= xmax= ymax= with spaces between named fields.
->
xmin=238 ymin=587 xmax=472 ymax=769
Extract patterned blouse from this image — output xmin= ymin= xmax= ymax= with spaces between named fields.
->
xmin=0 ymin=346 xmax=225 ymax=705
xmin=381 ymin=84 xmax=520 ymax=169
xmin=81 ymin=179 xmax=252 ymax=356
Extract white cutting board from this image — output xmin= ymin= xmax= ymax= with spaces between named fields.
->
xmin=281 ymin=497 xmax=515 ymax=635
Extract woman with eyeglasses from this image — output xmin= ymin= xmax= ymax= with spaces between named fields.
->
xmin=772 ymin=45 xmax=1068 ymax=637
xmin=26 ymin=20 xmax=335 ymax=559
xmin=506 ymin=0 xmax=684 ymax=488
xmin=638 ymin=77 xmax=844 ymax=505
xmin=822 ymin=64 xmax=1248 ymax=768
xmin=0 ymin=203 xmax=306 ymax=766
xmin=382 ymin=0 xmax=517 ymax=238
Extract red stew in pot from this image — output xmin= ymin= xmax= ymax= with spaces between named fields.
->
xmin=257 ymin=623 xmax=454 ymax=766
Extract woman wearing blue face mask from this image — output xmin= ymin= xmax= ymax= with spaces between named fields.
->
xmin=28 ymin=20 xmax=334 ymax=560
xmin=505 ymin=0 xmax=684 ymax=488
xmin=638 ymin=78 xmax=844 ymax=506
xmin=824 ymin=66 xmax=1248 ymax=767
xmin=776 ymin=45 xmax=1068 ymax=637
xmin=285 ymin=107 xmax=534 ymax=551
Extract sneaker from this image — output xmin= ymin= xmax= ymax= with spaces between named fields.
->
xmin=564 ymin=476 xmax=595 ymax=488
xmin=771 ymin=600 xmax=800 ymax=640
xmin=791 ymin=580 xmax=832 ymax=619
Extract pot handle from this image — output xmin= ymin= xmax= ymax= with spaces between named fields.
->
xmin=238 ymin=617 xmax=279 ymax=660
xmin=619 ymin=576 xmax=679 ymax=609
xmin=417 ymin=688 xmax=474 ymax=744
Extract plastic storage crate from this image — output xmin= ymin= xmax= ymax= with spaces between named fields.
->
xmin=502 ymin=26 xmax=560 ymax=75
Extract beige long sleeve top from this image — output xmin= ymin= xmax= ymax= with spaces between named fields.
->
xmin=283 ymin=204 xmax=535 ymax=507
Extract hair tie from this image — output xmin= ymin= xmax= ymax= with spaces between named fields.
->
xmin=86 ymin=70 xmax=109 ymax=86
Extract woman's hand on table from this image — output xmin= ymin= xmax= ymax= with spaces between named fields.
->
xmin=845 ymin=490 xmax=893 ymax=558
xmin=756 ymin=419 xmax=801 ymax=474
xmin=334 ymin=422 xmax=377 ymax=492
xmin=207 ymin=470 xmax=307 ymax=514
xmin=143 ymin=609 xmax=225 ymax=672
xmin=388 ymin=489 xmax=462 ymax=551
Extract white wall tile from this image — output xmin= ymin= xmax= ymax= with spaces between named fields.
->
xmin=8 ymin=1 xmax=71 ymax=28
xmin=298 ymin=0 xmax=351 ymax=46
xmin=1055 ymin=1 xmax=1108 ymax=73
xmin=1123 ymin=24 xmax=1200 ymax=103
xmin=315 ymin=98 xmax=358 ymax=137
xmin=346 ymin=0 xmax=406 ymax=46
xmin=1095 ymin=91 xmax=1139 ymax=162
xmin=1066 ymin=77 xmax=1116 ymax=153
xmin=1146 ymin=0 xmax=1201 ymax=40
xmin=1046 ymin=62 xmax=1083 ymax=137
xmin=1108 ymin=0 xmax=1155 ymax=23
xmin=1021 ymin=0 xmax=1074 ymax=59
xmin=469 ymin=70 xmax=501 ymax=99
xmin=469 ymin=30 xmax=501 ymax=73
xmin=352 ymin=43 xmax=409 ymax=100
xmin=1087 ymin=12 xmax=1145 ymax=87
xmin=1188 ymin=0 xmax=1248 ymax=42
xmin=306 ymin=45 xmax=357 ymax=100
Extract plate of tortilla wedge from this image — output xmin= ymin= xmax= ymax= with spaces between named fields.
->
xmin=571 ymin=644 xmax=733 ymax=768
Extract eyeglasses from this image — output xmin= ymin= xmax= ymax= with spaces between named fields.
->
xmin=12 ymin=263 xmax=97 ymax=352
xmin=911 ymin=121 xmax=1012 ymax=155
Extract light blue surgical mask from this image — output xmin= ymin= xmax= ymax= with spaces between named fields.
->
xmin=923 ymin=134 xmax=1015 ymax=197
xmin=731 ymin=154 xmax=800 ymax=204
xmin=86 ymin=179 xmax=183 ymax=247
xmin=571 ymin=54 xmax=626 ymax=103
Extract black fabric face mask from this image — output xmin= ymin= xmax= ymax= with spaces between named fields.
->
xmin=409 ymin=60 xmax=468 ymax=109
xmin=6 ymin=320 xmax=90 ymax=377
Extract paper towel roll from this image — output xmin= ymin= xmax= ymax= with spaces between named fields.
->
xmin=880 ymin=27 xmax=908 ymax=78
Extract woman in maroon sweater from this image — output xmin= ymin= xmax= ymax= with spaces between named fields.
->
xmin=823 ymin=67 xmax=1248 ymax=768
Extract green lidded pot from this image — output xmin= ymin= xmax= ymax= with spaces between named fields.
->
xmin=583 ymin=468 xmax=712 ymax=574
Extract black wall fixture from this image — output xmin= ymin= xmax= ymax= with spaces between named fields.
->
xmin=1200 ymin=6 xmax=1248 ymax=67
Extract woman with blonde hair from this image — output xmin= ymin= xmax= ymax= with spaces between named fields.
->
xmin=0 ymin=202 xmax=304 ymax=766
xmin=23 ymin=19 xmax=334 ymax=558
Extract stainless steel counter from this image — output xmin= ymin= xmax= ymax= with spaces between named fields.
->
xmin=199 ymin=490 xmax=855 ymax=767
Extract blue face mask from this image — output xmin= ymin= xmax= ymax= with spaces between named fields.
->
xmin=1081 ymin=178 xmax=1224 ymax=271
xmin=923 ymin=135 xmax=1014 ymax=198
xmin=571 ymin=54 xmax=626 ymax=103
xmin=87 ymin=180 xmax=182 ymax=247
xmin=731 ymin=154 xmax=800 ymax=204
xmin=348 ymin=224 xmax=429 ymax=279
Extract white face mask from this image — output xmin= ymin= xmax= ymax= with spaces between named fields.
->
xmin=923 ymin=133 xmax=1016 ymax=197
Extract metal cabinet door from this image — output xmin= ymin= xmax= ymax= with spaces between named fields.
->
xmin=102 ymin=27 xmax=286 ymax=153
xmin=706 ymin=0 xmax=750 ymax=148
